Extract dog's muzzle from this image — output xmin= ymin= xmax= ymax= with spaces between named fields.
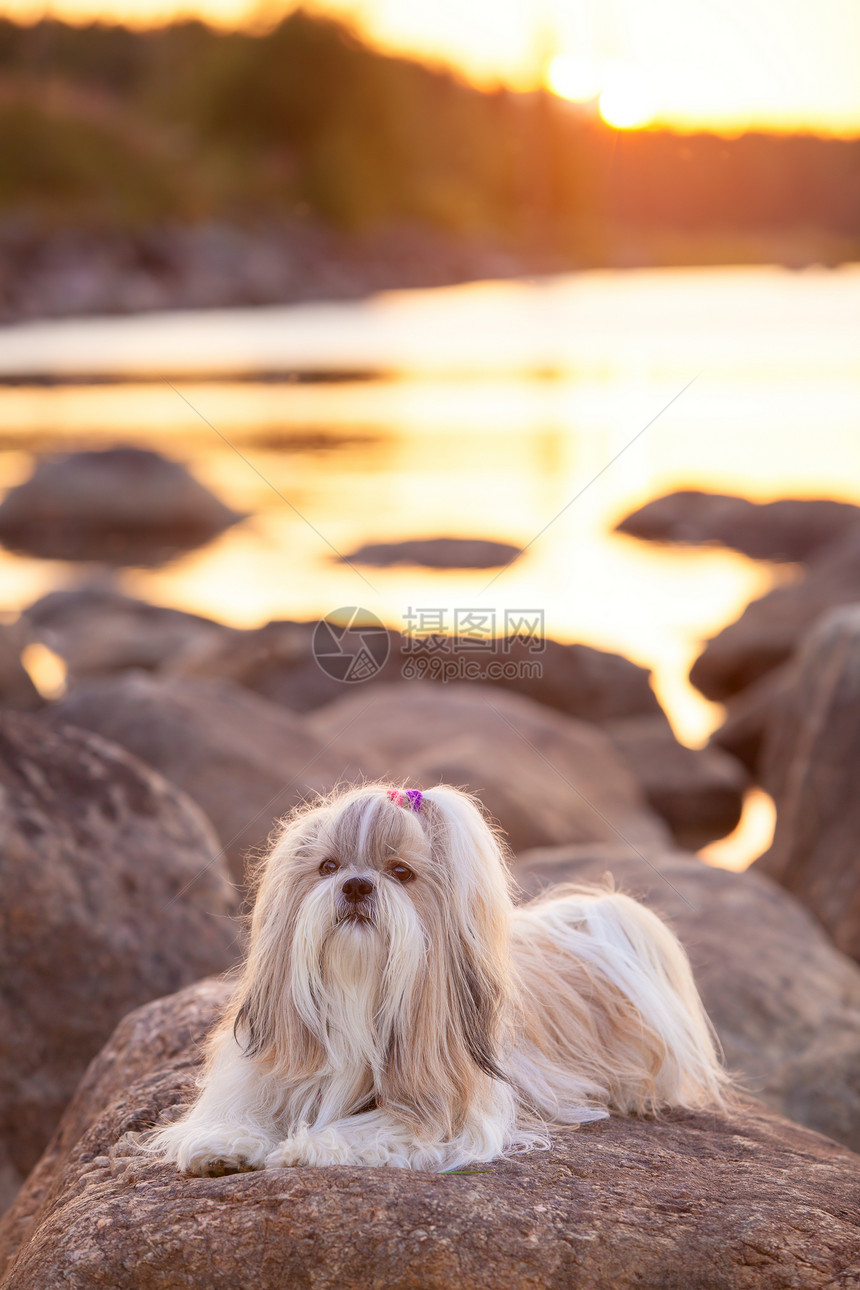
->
xmin=337 ymin=875 xmax=375 ymax=925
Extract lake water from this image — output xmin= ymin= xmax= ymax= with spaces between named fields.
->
xmin=2 ymin=264 xmax=859 ymax=868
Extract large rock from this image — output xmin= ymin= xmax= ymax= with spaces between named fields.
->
xmin=0 ymin=624 xmax=41 ymax=710
xmin=49 ymin=672 xmax=360 ymax=885
xmin=490 ymin=635 xmax=661 ymax=723
xmin=168 ymin=618 xmax=404 ymax=715
xmin=340 ymin=536 xmax=523 ymax=569
xmin=603 ymin=713 xmax=748 ymax=848
xmin=617 ymin=489 xmax=860 ymax=562
xmin=0 ymin=715 xmax=238 ymax=1212
xmin=24 ymin=585 xmax=236 ymax=682
xmin=0 ymin=447 xmax=241 ymax=564
xmin=690 ymin=528 xmax=860 ymax=700
xmin=756 ymin=607 xmax=860 ymax=962
xmin=172 ymin=620 xmax=663 ymax=723
xmin=308 ymin=682 xmax=670 ymax=852
xmin=1 ymin=979 xmax=858 ymax=1290
xmin=707 ymin=666 xmax=788 ymax=777
xmin=516 ymin=844 xmax=860 ymax=1151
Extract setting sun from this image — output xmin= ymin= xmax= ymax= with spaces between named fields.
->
xmin=546 ymin=54 xmax=655 ymax=130
xmin=0 ymin=0 xmax=859 ymax=135
xmin=598 ymin=60 xmax=655 ymax=130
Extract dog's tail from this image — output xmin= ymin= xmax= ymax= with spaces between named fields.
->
xmin=509 ymin=883 xmax=730 ymax=1121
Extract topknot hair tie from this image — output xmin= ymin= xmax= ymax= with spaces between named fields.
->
xmin=387 ymin=788 xmax=423 ymax=813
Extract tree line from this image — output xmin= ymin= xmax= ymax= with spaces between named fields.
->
xmin=1 ymin=9 xmax=857 ymax=263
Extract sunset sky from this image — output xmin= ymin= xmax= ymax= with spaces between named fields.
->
xmin=3 ymin=0 xmax=860 ymax=135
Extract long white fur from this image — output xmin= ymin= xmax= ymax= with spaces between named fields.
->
xmin=149 ymin=783 xmax=728 ymax=1174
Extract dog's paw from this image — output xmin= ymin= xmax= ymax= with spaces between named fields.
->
xmin=265 ymin=1126 xmax=359 ymax=1168
xmin=177 ymin=1129 xmax=273 ymax=1177
xmin=264 ymin=1125 xmax=412 ymax=1169
xmin=199 ymin=1155 xmax=258 ymax=1178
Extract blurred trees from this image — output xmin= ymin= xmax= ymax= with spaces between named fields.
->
xmin=0 ymin=81 xmax=194 ymax=224
xmin=0 ymin=9 xmax=857 ymax=261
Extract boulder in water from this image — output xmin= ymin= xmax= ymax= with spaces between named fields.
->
xmin=0 ymin=447 xmax=242 ymax=564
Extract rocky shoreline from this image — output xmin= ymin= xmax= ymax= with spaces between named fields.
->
xmin=1 ymin=465 xmax=860 ymax=1284
xmin=0 ymin=219 xmax=533 ymax=327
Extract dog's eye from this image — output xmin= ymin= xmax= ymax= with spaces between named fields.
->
xmin=390 ymin=864 xmax=414 ymax=884
xmin=319 ymin=858 xmax=340 ymax=876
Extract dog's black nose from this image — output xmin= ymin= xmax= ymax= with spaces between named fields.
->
xmin=341 ymin=876 xmax=374 ymax=902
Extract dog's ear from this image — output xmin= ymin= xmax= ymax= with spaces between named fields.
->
xmin=452 ymin=933 xmax=508 ymax=1083
xmin=379 ymin=786 xmax=515 ymax=1138
xmin=420 ymin=785 xmax=514 ymax=915
xmin=225 ymin=813 xmax=327 ymax=1076
xmin=419 ymin=785 xmax=514 ymax=1084
xmin=232 ymin=992 xmax=266 ymax=1058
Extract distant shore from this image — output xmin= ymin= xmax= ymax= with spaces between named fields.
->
xmin=2 ymin=217 xmax=855 ymax=328
xmin=0 ymin=219 xmax=535 ymax=327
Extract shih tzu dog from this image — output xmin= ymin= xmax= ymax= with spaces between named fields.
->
xmin=151 ymin=783 xmax=727 ymax=1175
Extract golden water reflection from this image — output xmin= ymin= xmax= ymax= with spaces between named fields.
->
xmin=1 ymin=268 xmax=858 ymax=873
xmin=0 ymin=373 xmax=849 ymax=755
xmin=701 ymin=789 xmax=778 ymax=873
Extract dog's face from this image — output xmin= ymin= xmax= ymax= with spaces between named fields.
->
xmin=290 ymin=792 xmax=431 ymax=932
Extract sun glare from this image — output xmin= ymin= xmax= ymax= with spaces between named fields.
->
xmin=0 ymin=0 xmax=858 ymax=134
xmin=546 ymin=54 xmax=601 ymax=103
xmin=547 ymin=55 xmax=654 ymax=129
xmin=598 ymin=60 xmax=655 ymax=130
